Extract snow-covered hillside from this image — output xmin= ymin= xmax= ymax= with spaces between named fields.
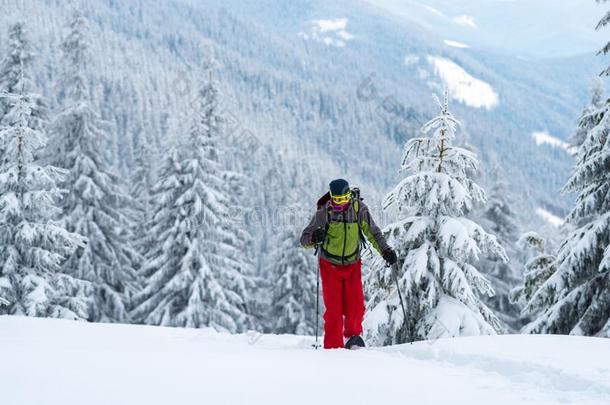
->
xmin=427 ymin=56 xmax=499 ymax=109
xmin=1 ymin=316 xmax=609 ymax=405
xmin=364 ymin=0 xmax=606 ymax=57
xmin=532 ymin=131 xmax=576 ymax=154
xmin=2 ymin=0 xmax=601 ymax=228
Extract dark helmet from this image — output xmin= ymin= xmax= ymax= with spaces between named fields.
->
xmin=329 ymin=179 xmax=350 ymax=196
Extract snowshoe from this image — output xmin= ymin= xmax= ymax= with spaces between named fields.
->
xmin=345 ymin=335 xmax=365 ymax=350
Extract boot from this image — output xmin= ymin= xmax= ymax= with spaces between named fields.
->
xmin=345 ymin=335 xmax=365 ymax=350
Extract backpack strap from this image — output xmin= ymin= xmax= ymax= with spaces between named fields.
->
xmin=351 ymin=188 xmax=369 ymax=251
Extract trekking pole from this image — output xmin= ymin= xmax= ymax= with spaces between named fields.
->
xmin=313 ymin=243 xmax=322 ymax=350
xmin=390 ymin=262 xmax=408 ymax=332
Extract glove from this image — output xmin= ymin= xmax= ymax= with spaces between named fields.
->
xmin=383 ymin=248 xmax=397 ymax=265
xmin=312 ymin=228 xmax=327 ymax=244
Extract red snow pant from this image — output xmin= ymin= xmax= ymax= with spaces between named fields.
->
xmin=319 ymin=257 xmax=365 ymax=349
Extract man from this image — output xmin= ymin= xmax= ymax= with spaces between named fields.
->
xmin=300 ymin=179 xmax=397 ymax=349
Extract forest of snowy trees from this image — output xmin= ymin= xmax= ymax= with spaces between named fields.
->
xmin=0 ymin=1 xmax=608 ymax=341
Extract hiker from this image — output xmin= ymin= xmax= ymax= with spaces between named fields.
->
xmin=300 ymin=179 xmax=397 ymax=349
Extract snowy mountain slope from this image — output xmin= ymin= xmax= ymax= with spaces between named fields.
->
xmin=195 ymin=0 xmax=603 ymax=215
xmin=532 ymin=131 xmax=576 ymax=154
xmin=0 ymin=0 xmax=602 ymax=222
xmin=1 ymin=316 xmax=609 ymax=405
xmin=364 ymin=0 xmax=607 ymax=57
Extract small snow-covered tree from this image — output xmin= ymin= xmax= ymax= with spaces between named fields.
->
xmin=482 ymin=174 xmax=519 ymax=241
xmin=510 ymin=232 xmax=556 ymax=312
xmin=520 ymin=97 xmax=610 ymax=338
xmin=0 ymin=22 xmax=47 ymax=161
xmin=573 ymin=78 xmax=604 ymax=147
xmin=222 ymin=164 xmax=259 ymax=329
xmin=267 ymin=166 xmax=317 ymax=335
xmin=47 ymin=11 xmax=139 ymax=323
xmin=365 ymin=91 xmax=508 ymax=345
xmin=477 ymin=166 xmax=522 ymax=329
xmin=267 ymin=219 xmax=317 ymax=335
xmin=130 ymin=134 xmax=156 ymax=256
xmin=132 ymin=72 xmax=255 ymax=331
xmin=0 ymin=70 xmax=88 ymax=319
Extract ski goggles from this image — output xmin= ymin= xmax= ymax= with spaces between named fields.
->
xmin=331 ymin=191 xmax=352 ymax=205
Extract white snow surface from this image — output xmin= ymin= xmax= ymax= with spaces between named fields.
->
xmin=444 ymin=39 xmax=470 ymax=48
xmin=2 ymin=316 xmax=610 ymax=405
xmin=536 ymin=207 xmax=565 ymax=228
xmin=453 ymin=14 xmax=477 ymax=28
xmin=423 ymin=5 xmax=444 ymax=17
xmin=532 ymin=131 xmax=575 ymax=154
xmin=313 ymin=18 xmax=348 ymax=32
xmin=427 ymin=56 xmax=499 ymax=109
xmin=299 ymin=18 xmax=354 ymax=47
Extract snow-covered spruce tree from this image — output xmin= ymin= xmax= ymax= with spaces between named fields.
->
xmin=220 ymin=142 xmax=259 ymax=329
xmin=573 ymin=78 xmax=604 ymax=148
xmin=365 ymin=92 xmax=508 ymax=345
xmin=477 ymin=166 xmax=522 ymax=330
xmin=130 ymin=133 xmax=157 ymax=256
xmin=267 ymin=221 xmax=317 ymax=335
xmin=0 ymin=22 xmax=47 ymax=160
xmin=46 ymin=11 xmax=139 ymax=323
xmin=0 ymin=69 xmax=88 ymax=319
xmin=510 ymin=232 xmax=556 ymax=316
xmin=520 ymin=97 xmax=610 ymax=338
xmin=1 ymin=23 xmax=33 ymax=113
xmin=597 ymin=0 xmax=610 ymax=76
xmin=267 ymin=165 xmax=317 ymax=335
xmin=132 ymin=74 xmax=255 ymax=331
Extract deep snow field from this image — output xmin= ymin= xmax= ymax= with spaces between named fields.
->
xmin=1 ymin=316 xmax=609 ymax=405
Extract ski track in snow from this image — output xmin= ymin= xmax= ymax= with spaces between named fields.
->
xmin=389 ymin=343 xmax=610 ymax=398
xmin=1 ymin=317 xmax=609 ymax=405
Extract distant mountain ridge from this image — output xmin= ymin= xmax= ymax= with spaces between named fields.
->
xmin=363 ymin=0 xmax=607 ymax=58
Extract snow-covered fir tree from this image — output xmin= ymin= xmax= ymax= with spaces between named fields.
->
xmin=46 ymin=11 xmax=139 ymax=323
xmin=267 ymin=221 xmax=317 ymax=334
xmin=1 ymin=23 xmax=32 ymax=114
xmin=130 ymin=134 xmax=155 ymax=216
xmin=510 ymin=232 xmax=556 ymax=318
xmin=477 ymin=165 xmax=522 ymax=330
xmin=130 ymin=133 xmax=157 ymax=257
xmin=0 ymin=65 xmax=88 ymax=319
xmin=573 ymin=78 xmax=604 ymax=147
xmin=365 ymin=91 xmax=508 ymax=344
xmin=132 ymin=69 xmax=256 ymax=331
xmin=220 ymin=132 xmax=260 ymax=328
xmin=520 ymin=96 xmax=610 ymax=338
xmin=0 ymin=22 xmax=47 ymax=158
xmin=597 ymin=0 xmax=610 ymax=76
xmin=267 ymin=165 xmax=318 ymax=335
xmin=482 ymin=170 xmax=519 ymax=243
